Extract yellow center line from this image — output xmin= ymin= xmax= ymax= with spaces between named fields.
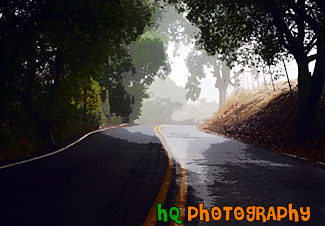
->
xmin=143 ymin=126 xmax=173 ymax=226
xmin=158 ymin=126 xmax=188 ymax=226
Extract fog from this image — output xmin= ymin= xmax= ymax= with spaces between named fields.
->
xmin=135 ymin=77 xmax=218 ymax=124
xmin=136 ymin=5 xmax=302 ymax=125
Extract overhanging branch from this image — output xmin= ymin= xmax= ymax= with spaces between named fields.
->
xmin=287 ymin=0 xmax=320 ymax=35
xmin=307 ymin=54 xmax=317 ymax=63
xmin=263 ymin=1 xmax=299 ymax=56
xmin=305 ymin=36 xmax=317 ymax=54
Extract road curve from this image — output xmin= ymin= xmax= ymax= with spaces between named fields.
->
xmin=158 ymin=125 xmax=325 ymax=226
xmin=1 ymin=124 xmax=324 ymax=226
xmin=0 ymin=125 xmax=169 ymax=225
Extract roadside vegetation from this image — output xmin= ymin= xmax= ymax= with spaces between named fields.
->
xmin=0 ymin=1 xmax=168 ymax=163
xmin=1 ymin=1 xmax=324 ymax=164
xmin=168 ymin=0 xmax=324 ymax=145
xmin=200 ymin=80 xmax=325 ymax=163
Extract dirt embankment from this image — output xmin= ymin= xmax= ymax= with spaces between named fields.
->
xmin=200 ymin=80 xmax=325 ymax=163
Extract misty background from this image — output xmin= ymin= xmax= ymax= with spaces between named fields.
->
xmin=135 ymin=6 xmax=301 ymax=125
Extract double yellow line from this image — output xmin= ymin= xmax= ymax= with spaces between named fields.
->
xmin=143 ymin=125 xmax=187 ymax=226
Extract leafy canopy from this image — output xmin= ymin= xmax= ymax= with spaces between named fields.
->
xmin=165 ymin=0 xmax=322 ymax=67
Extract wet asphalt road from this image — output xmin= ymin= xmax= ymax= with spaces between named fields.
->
xmin=157 ymin=125 xmax=325 ymax=225
xmin=1 ymin=124 xmax=325 ymax=225
xmin=0 ymin=125 xmax=167 ymax=226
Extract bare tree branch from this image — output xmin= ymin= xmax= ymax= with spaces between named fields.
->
xmin=307 ymin=53 xmax=317 ymax=63
xmin=305 ymin=35 xmax=317 ymax=54
xmin=263 ymin=0 xmax=300 ymax=56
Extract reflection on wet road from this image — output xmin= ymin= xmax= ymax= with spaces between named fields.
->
xmin=159 ymin=125 xmax=325 ymax=225
xmin=52 ymin=125 xmax=325 ymax=226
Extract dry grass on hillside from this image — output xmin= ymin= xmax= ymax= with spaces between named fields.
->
xmin=201 ymin=80 xmax=298 ymax=132
xmin=200 ymin=79 xmax=325 ymax=163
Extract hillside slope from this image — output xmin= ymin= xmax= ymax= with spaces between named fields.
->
xmin=200 ymin=80 xmax=325 ymax=163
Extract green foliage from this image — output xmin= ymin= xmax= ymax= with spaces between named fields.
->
xmin=126 ymin=83 xmax=150 ymax=123
xmin=108 ymin=113 xmax=124 ymax=126
xmin=167 ymin=0 xmax=325 ymax=142
xmin=71 ymin=77 xmax=103 ymax=113
xmin=0 ymin=0 xmax=156 ymax=161
xmin=166 ymin=0 xmax=322 ymax=67
xmin=141 ymin=29 xmax=169 ymax=45
xmin=98 ymin=29 xmax=169 ymax=123
xmin=129 ymin=34 xmax=169 ymax=85
xmin=166 ymin=0 xmax=284 ymax=64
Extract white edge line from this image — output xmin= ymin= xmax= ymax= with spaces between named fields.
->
xmin=0 ymin=123 xmax=128 ymax=170
xmin=316 ymin=161 xmax=325 ymax=166
xmin=282 ymin=153 xmax=297 ymax=158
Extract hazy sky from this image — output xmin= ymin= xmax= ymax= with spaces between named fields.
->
xmin=165 ymin=43 xmax=301 ymax=103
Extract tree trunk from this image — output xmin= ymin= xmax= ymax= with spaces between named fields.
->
xmin=269 ymin=66 xmax=276 ymax=91
xmin=101 ymin=89 xmax=111 ymax=120
xmin=83 ymin=89 xmax=87 ymax=117
xmin=218 ymin=86 xmax=227 ymax=107
xmin=22 ymin=41 xmax=55 ymax=150
xmin=256 ymin=70 xmax=260 ymax=88
xmin=48 ymin=48 xmax=61 ymax=103
xmin=262 ymin=67 xmax=267 ymax=88
xmin=42 ymin=48 xmax=61 ymax=147
xmin=21 ymin=94 xmax=54 ymax=151
xmin=282 ymin=59 xmax=294 ymax=100
xmin=295 ymin=52 xmax=325 ymax=143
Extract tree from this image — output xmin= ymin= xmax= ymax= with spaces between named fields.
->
xmin=127 ymin=31 xmax=170 ymax=122
xmin=166 ymin=0 xmax=325 ymax=143
xmin=95 ymin=47 xmax=135 ymax=122
xmin=128 ymin=32 xmax=169 ymax=87
xmin=137 ymin=97 xmax=183 ymax=123
xmin=0 ymin=0 xmax=155 ymax=153
xmin=185 ymin=49 xmax=241 ymax=106
xmin=157 ymin=5 xmax=199 ymax=55
xmin=96 ymin=29 xmax=169 ymax=123
xmin=147 ymin=77 xmax=188 ymax=105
